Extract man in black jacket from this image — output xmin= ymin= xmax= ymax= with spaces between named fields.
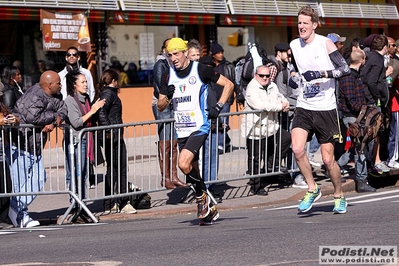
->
xmin=361 ymin=34 xmax=391 ymax=174
xmin=211 ymin=43 xmax=235 ymax=153
xmin=8 ymin=70 xmax=67 ymax=228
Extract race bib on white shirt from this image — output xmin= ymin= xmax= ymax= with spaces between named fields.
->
xmin=174 ymin=111 xmax=197 ymax=128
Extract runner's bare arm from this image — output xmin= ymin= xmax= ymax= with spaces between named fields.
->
xmin=215 ymin=74 xmax=234 ymax=105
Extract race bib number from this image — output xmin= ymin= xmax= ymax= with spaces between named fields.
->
xmin=303 ymin=82 xmax=322 ymax=99
xmin=175 ymin=111 xmax=196 ymax=128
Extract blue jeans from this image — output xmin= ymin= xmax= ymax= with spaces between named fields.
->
xmin=217 ymin=104 xmax=231 ymax=148
xmin=202 ymin=132 xmax=219 ymax=189
xmin=309 ymin=134 xmax=320 ymax=154
xmin=65 ymin=137 xmax=88 ymax=200
xmin=7 ymin=146 xmax=46 ymax=224
xmin=387 ymin=111 xmax=399 ymax=162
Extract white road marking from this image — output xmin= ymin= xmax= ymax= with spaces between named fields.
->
xmin=266 ymin=189 xmax=399 ymax=211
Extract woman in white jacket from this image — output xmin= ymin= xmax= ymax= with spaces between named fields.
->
xmin=241 ymin=65 xmax=291 ymax=195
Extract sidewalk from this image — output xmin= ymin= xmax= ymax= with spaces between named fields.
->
xmin=29 ymin=170 xmax=356 ymax=225
xmin=29 ymin=149 xmax=399 ymax=225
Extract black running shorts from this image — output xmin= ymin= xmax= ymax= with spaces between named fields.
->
xmin=177 ymin=131 xmax=208 ymax=161
xmin=292 ymin=107 xmax=341 ymax=144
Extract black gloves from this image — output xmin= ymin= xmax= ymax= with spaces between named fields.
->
xmin=167 ymin=85 xmax=175 ymax=100
xmin=302 ymin=70 xmax=321 ymax=82
xmin=208 ymin=104 xmax=223 ymax=119
xmin=288 ymin=77 xmax=299 ymax=89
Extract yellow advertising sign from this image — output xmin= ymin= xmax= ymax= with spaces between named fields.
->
xmin=40 ymin=10 xmax=91 ymax=52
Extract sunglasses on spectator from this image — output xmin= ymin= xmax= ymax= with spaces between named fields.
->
xmin=66 ymin=52 xmax=78 ymax=57
xmin=389 ymin=44 xmax=397 ymax=47
xmin=257 ymin=73 xmax=270 ymax=78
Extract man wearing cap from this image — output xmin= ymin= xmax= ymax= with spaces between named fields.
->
xmin=327 ymin=33 xmax=346 ymax=55
xmin=157 ymin=38 xmax=234 ymax=225
xmin=210 ymin=43 xmax=236 ymax=154
xmin=289 ymin=5 xmax=350 ymax=214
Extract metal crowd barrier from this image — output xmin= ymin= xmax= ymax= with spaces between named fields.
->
xmin=0 ymin=109 xmax=300 ymax=225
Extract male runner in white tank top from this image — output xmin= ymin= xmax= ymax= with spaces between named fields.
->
xmin=158 ymin=38 xmax=234 ymax=225
xmin=289 ymin=5 xmax=350 ymax=214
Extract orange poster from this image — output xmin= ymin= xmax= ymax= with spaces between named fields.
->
xmin=40 ymin=10 xmax=91 ymax=52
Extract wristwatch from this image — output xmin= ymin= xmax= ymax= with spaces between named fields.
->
xmin=319 ymin=70 xmax=326 ymax=78
xmin=52 ymin=121 xmax=58 ymax=127
xmin=216 ymin=102 xmax=224 ymax=109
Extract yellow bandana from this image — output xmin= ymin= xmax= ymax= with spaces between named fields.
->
xmin=166 ymin=38 xmax=188 ymax=53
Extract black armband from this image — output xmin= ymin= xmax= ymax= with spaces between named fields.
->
xmin=328 ymin=50 xmax=350 ymax=78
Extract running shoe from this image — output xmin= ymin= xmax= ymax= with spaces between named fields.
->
xmin=199 ymin=205 xmax=219 ymax=226
xmin=374 ymin=162 xmax=390 ymax=173
xmin=333 ymin=196 xmax=347 ymax=214
xmin=196 ymin=193 xmax=210 ymax=219
xmin=298 ymin=184 xmax=322 ymax=212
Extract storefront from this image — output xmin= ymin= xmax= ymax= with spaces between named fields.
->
xmin=0 ymin=0 xmax=398 ymax=89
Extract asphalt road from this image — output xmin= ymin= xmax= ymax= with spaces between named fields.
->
xmin=1 ymin=188 xmax=399 ymax=266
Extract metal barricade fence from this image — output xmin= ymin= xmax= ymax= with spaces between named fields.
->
xmin=0 ymin=124 xmax=97 ymax=224
xmin=0 ymin=109 xmax=300 ymax=224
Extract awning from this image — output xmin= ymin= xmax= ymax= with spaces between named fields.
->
xmin=227 ymin=0 xmax=399 ymax=20
xmin=321 ymin=17 xmax=388 ymax=28
xmin=0 ymin=7 xmax=105 ymax=22
xmin=119 ymin=0 xmax=229 ymax=14
xmin=109 ymin=12 xmax=215 ymax=25
xmin=0 ymin=7 xmax=40 ymax=21
xmin=0 ymin=0 xmax=119 ymax=10
xmin=219 ymin=14 xmax=297 ymax=26
xmin=319 ymin=2 xmax=399 ymax=19
xmin=227 ymin=0 xmax=320 ymax=16
xmin=219 ymin=14 xmax=388 ymax=28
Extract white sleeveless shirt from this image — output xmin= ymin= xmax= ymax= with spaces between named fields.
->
xmin=168 ymin=61 xmax=210 ymax=138
xmin=290 ymin=34 xmax=336 ymax=111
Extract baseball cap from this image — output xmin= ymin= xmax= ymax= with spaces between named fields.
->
xmin=327 ymin=33 xmax=346 ymax=43
xmin=274 ymin=42 xmax=290 ymax=52
xmin=166 ymin=38 xmax=188 ymax=53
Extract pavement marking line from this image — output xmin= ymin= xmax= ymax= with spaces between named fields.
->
xmin=13 ymin=227 xmax=64 ymax=232
xmin=1 ymin=222 xmax=109 ymax=232
xmin=349 ymin=194 xmax=399 ymax=204
xmin=0 ymin=232 xmax=16 ymax=235
xmin=266 ymin=190 xmax=399 ymax=211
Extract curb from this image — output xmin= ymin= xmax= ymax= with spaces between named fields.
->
xmin=95 ymin=179 xmax=357 ymax=222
